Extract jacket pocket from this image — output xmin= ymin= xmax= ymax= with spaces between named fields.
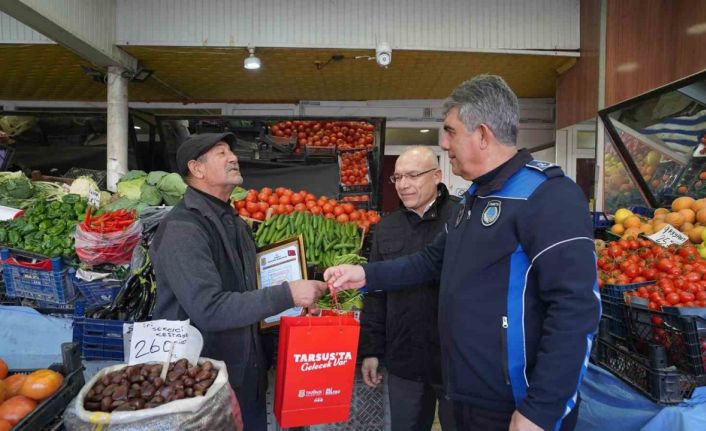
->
xmin=500 ymin=316 xmax=510 ymax=385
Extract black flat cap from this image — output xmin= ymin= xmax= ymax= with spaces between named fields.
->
xmin=176 ymin=132 xmax=236 ymax=176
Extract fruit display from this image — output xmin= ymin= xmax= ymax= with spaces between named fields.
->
xmin=610 ymin=197 xmax=706 ymax=249
xmin=254 ymin=212 xmax=363 ymax=268
xmin=233 ymin=186 xmax=380 ymax=228
xmin=269 ymin=120 xmax=375 ymax=153
xmin=338 ymin=150 xmax=370 ymax=187
xmin=0 ymin=358 xmax=65 ymax=427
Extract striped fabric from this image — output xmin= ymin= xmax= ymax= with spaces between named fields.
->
xmin=640 ymin=109 xmax=706 ymax=152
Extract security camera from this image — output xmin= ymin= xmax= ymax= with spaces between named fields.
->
xmin=376 ymin=42 xmax=392 ymax=67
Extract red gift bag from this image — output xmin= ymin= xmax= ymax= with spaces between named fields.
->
xmin=274 ymin=312 xmax=360 ymax=428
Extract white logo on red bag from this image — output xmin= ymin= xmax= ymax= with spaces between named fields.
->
xmin=293 ymin=351 xmax=353 ymax=372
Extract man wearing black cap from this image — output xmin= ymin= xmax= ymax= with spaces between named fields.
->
xmin=150 ymin=133 xmax=327 ymax=430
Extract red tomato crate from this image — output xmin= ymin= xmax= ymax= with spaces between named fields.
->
xmin=0 ymin=248 xmax=75 ymax=304
xmin=624 ymin=304 xmax=706 ymax=376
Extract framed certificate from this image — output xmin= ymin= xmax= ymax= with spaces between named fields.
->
xmin=255 ymin=235 xmax=308 ymax=330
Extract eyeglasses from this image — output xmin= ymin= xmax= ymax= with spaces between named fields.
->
xmin=390 ymin=168 xmax=437 ymax=184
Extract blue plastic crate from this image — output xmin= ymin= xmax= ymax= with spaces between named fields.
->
xmin=591 ymin=212 xmax=612 ymax=229
xmin=600 ymin=282 xmax=652 ymax=340
xmin=72 ymin=300 xmax=130 ymax=361
xmin=1 ymin=248 xmax=74 ymax=304
xmin=629 ymin=206 xmax=656 ymax=218
xmin=69 ymin=268 xmax=121 ymax=307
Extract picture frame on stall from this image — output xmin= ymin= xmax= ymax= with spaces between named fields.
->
xmin=255 ymin=235 xmax=308 ymax=330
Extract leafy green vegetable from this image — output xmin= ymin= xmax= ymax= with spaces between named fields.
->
xmin=0 ymin=171 xmax=33 ymax=199
xmin=230 ymin=186 xmax=248 ymax=202
xmin=120 ymin=170 xmax=148 ymax=182
xmin=317 ymin=254 xmax=368 ymax=311
xmin=139 ymin=183 xmax=163 ymax=205
xmin=69 ymin=176 xmax=99 ymax=198
xmin=156 ymin=173 xmax=187 ymax=206
xmin=146 ymin=170 xmax=169 ymax=186
xmin=117 ymin=176 xmax=147 ymax=200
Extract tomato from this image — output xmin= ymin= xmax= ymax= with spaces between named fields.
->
xmin=666 ymin=292 xmax=681 ymax=305
xmin=652 ymin=315 xmax=664 ymax=326
xmin=679 ymin=246 xmax=698 ymax=259
xmin=608 ymin=246 xmax=624 ymax=259
xmin=246 ymin=201 xmax=258 ymax=213
xmin=0 ymin=395 xmax=37 ymax=425
xmin=310 ymin=206 xmax=322 ymax=216
xmin=0 ymin=358 xmax=6 ymax=380
xmin=3 ymin=375 xmax=24 ymax=401
xmin=641 ymin=268 xmax=657 ymax=280
xmin=333 ymin=206 xmax=345 ymax=216
xmin=267 ymin=195 xmax=279 ymax=206
xmin=632 ymin=276 xmax=647 ymax=283
xmin=341 ymin=203 xmax=355 ymax=214
xmin=305 ymin=200 xmax=316 ymax=209
xmin=275 ymin=187 xmax=286 ymax=196
xmin=321 ymin=203 xmax=334 ymax=214
xmin=696 ymin=291 xmax=706 ymax=301
xmin=238 ymin=208 xmax=250 ymax=218
xmin=679 ymin=292 xmax=696 ymax=303
xmin=624 ymin=264 xmax=640 ymax=279
xmin=649 ymin=291 xmax=663 ymax=303
xmin=291 ymin=194 xmax=303 ymax=205
xmin=251 ymin=211 xmax=265 ymax=221
xmin=305 ymin=193 xmax=316 ymax=202
xmin=336 ymin=213 xmax=350 ymax=223
xmin=657 ymin=259 xmax=674 ymax=273
xmin=293 ymin=203 xmax=306 ymax=212
xmin=234 ymin=200 xmax=246 ymax=210
xmin=20 ymin=369 xmax=64 ymax=401
xmin=257 ymin=201 xmax=269 ymax=213
xmin=324 ymin=212 xmax=335 ymax=220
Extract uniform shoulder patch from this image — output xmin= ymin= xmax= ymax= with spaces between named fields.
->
xmin=526 ymin=160 xmax=564 ymax=179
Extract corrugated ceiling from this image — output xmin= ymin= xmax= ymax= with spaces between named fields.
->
xmin=0 ymin=44 xmax=572 ymax=102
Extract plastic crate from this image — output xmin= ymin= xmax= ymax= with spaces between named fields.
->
xmin=594 ymin=339 xmax=705 ymax=404
xmin=72 ymin=300 xmax=129 ymax=361
xmin=11 ymin=343 xmax=85 ymax=431
xmin=592 ymin=212 xmax=612 ymax=229
xmin=1 ymin=248 xmax=74 ymax=304
xmin=600 ymin=282 xmax=652 ymax=340
xmin=624 ymin=305 xmax=706 ymax=376
xmin=69 ymin=268 xmax=122 ymax=307
xmin=305 ymin=145 xmax=337 ymax=157
xmin=629 ymin=206 xmax=656 ymax=218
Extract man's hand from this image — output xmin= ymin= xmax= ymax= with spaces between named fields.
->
xmin=323 ymin=264 xmax=366 ymax=290
xmin=509 ymin=410 xmax=543 ymax=431
xmin=361 ymin=357 xmax=382 ymax=388
xmin=288 ymin=280 xmax=327 ymax=307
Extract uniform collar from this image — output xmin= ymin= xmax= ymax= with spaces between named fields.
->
xmin=472 ymin=149 xmax=533 ymax=196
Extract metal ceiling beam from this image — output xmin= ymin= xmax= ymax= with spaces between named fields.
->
xmin=0 ymin=0 xmax=138 ymax=72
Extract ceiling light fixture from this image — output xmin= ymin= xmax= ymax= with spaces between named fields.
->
xmin=420 ymin=129 xmax=430 ymax=133
xmin=244 ymin=47 xmax=261 ymax=70
xmin=134 ymin=126 xmax=141 ymax=130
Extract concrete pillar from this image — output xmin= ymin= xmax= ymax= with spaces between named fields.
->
xmin=106 ymin=66 xmax=128 ymax=192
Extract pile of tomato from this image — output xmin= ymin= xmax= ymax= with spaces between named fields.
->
xmin=233 ymin=187 xmax=380 ymax=228
xmin=339 ymin=151 xmax=370 ymax=186
xmin=269 ymin=120 xmax=375 ymax=152
xmin=0 ymin=358 xmax=64 ymax=428
xmin=598 ymin=239 xmax=706 ymax=309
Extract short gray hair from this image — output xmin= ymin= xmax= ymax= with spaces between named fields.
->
xmin=442 ymin=74 xmax=519 ymax=146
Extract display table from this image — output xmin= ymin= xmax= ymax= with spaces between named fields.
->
xmin=577 ymin=362 xmax=706 ymax=431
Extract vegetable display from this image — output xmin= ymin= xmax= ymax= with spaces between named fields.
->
xmin=82 ymin=359 xmax=219 ymax=412
xmin=254 ymin=212 xmax=362 ymax=268
xmin=234 ymin=186 xmax=380 ymax=228
xmin=269 ymin=120 xmax=375 ymax=153
xmin=317 ymin=254 xmax=367 ymax=311
xmin=339 ymin=150 xmax=370 ymax=187
xmin=0 ymin=194 xmax=86 ymax=257
xmin=113 ymin=170 xmax=187 ymax=209
xmin=75 ymin=208 xmax=142 ymax=266
xmin=0 ymin=357 xmax=64 ymax=426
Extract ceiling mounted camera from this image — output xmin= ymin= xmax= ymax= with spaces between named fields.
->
xmin=376 ymin=42 xmax=392 ymax=68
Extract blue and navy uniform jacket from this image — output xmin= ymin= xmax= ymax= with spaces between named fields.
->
xmin=363 ymin=149 xmax=601 ymax=431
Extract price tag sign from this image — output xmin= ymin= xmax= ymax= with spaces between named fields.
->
xmin=646 ymin=224 xmax=688 ymax=247
xmin=125 ymin=319 xmax=203 ymax=365
xmin=87 ymin=186 xmax=101 ymax=207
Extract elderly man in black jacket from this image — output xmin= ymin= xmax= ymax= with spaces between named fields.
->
xmin=359 ymin=146 xmax=458 ymax=431
xmin=150 ymin=133 xmax=327 ymax=431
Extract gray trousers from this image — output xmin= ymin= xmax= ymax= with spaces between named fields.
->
xmin=388 ymin=373 xmax=457 ymax=431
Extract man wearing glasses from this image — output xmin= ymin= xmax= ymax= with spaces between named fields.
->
xmin=359 ymin=146 xmax=458 ymax=431
xmin=326 ymin=75 xmax=599 ymax=431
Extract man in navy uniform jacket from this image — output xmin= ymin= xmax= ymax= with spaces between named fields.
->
xmin=325 ymin=75 xmax=600 ymax=431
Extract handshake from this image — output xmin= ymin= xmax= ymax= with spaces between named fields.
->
xmin=287 ymin=264 xmax=367 ymax=308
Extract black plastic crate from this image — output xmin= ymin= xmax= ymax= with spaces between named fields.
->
xmin=10 ymin=343 xmax=85 ymax=430
xmin=624 ymin=305 xmax=706 ymax=376
xmin=594 ymin=339 xmax=705 ymax=404
xmin=599 ymin=282 xmax=652 ymax=340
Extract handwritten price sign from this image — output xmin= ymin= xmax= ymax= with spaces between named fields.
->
xmin=124 ymin=319 xmax=203 ymax=365
xmin=646 ymin=224 xmax=688 ymax=247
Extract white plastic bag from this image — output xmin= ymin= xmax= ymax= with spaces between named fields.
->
xmin=63 ymin=358 xmax=237 ymax=431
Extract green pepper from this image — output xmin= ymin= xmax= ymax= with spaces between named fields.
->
xmin=21 ymin=223 xmax=36 ymax=235
xmin=62 ymin=194 xmax=80 ymax=205
xmin=49 ymin=201 xmax=62 ymax=211
xmin=62 ymin=248 xmax=73 ymax=256
xmin=8 ymin=231 xmax=19 ymax=245
xmin=47 ymin=225 xmax=65 ymax=236
xmin=0 ymin=229 xmax=7 ymax=243
xmin=38 ymin=220 xmax=51 ymax=231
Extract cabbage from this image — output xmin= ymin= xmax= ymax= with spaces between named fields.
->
xmin=99 ymin=191 xmax=112 ymax=207
xmin=117 ymin=177 xmax=146 ymax=200
xmin=146 ymin=171 xmax=169 ymax=186
xmin=140 ymin=183 xmax=163 ymax=206
xmin=120 ymin=170 xmax=148 ymax=182
xmin=0 ymin=171 xmax=33 ymax=199
xmin=230 ymin=186 xmax=248 ymax=202
xmin=156 ymin=173 xmax=187 ymax=195
xmin=69 ymin=176 xmax=99 ymax=198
